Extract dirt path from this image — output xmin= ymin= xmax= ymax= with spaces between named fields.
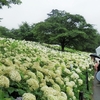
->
xmin=92 ymin=72 xmax=100 ymax=100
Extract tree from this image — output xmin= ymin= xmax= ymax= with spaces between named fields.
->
xmin=47 ymin=10 xmax=99 ymax=51
xmin=33 ymin=9 xmax=98 ymax=52
xmin=79 ymin=23 xmax=99 ymax=51
xmin=10 ymin=28 xmax=20 ymax=39
xmin=32 ymin=21 xmax=58 ymax=43
xmin=0 ymin=26 xmax=12 ymax=38
xmin=0 ymin=0 xmax=22 ymax=9
xmin=17 ymin=22 xmax=35 ymax=41
xmin=50 ymin=28 xmax=87 ymax=51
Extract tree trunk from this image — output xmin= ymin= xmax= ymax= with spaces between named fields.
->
xmin=61 ymin=43 xmax=65 ymax=51
xmin=61 ymin=38 xmax=66 ymax=51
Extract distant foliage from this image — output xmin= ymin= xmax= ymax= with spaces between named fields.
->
xmin=0 ymin=0 xmax=22 ymax=9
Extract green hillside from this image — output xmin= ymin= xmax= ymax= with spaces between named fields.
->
xmin=0 ymin=37 xmax=94 ymax=100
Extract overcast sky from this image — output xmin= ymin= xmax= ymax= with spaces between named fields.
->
xmin=0 ymin=0 xmax=100 ymax=33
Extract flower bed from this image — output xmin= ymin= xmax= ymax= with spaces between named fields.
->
xmin=0 ymin=38 xmax=94 ymax=100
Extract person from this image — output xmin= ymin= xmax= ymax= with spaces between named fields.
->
xmin=90 ymin=53 xmax=100 ymax=85
xmin=90 ymin=53 xmax=100 ymax=72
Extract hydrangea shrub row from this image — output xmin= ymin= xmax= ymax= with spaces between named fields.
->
xmin=0 ymin=38 xmax=94 ymax=100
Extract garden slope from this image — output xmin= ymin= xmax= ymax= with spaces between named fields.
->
xmin=0 ymin=38 xmax=94 ymax=100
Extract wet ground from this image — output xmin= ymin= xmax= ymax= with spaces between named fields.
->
xmin=92 ymin=72 xmax=100 ymax=100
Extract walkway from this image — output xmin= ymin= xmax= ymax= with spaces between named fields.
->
xmin=92 ymin=72 xmax=100 ymax=100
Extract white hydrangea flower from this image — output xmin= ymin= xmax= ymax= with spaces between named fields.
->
xmin=26 ymin=78 xmax=39 ymax=90
xmin=41 ymin=85 xmax=60 ymax=96
xmin=70 ymin=81 xmax=75 ymax=87
xmin=33 ymin=62 xmax=40 ymax=68
xmin=55 ymin=77 xmax=64 ymax=85
xmin=89 ymin=75 xmax=94 ymax=81
xmin=55 ymin=69 xmax=62 ymax=76
xmin=0 ymin=66 xmax=6 ymax=75
xmin=49 ymin=79 xmax=55 ymax=84
xmin=66 ymin=82 xmax=71 ymax=87
xmin=40 ymin=79 xmax=46 ymax=87
xmin=47 ymin=95 xmax=58 ymax=100
xmin=19 ymin=66 xmax=27 ymax=73
xmin=3 ymin=58 xmax=13 ymax=66
xmin=64 ymin=77 xmax=69 ymax=82
xmin=4 ymin=66 xmax=15 ymax=74
xmin=0 ymin=75 xmax=9 ymax=88
xmin=75 ymin=68 xmax=81 ymax=73
xmin=48 ymin=71 xmax=56 ymax=78
xmin=27 ymin=71 xmax=37 ymax=79
xmin=53 ymin=83 xmax=61 ymax=91
xmin=66 ymin=86 xmax=74 ymax=97
xmin=47 ymin=61 xmax=56 ymax=70
xmin=36 ymin=71 xmax=44 ymax=81
xmin=42 ymin=68 xmax=49 ymax=75
xmin=79 ymin=63 xmax=86 ymax=70
xmin=66 ymin=81 xmax=75 ymax=88
xmin=14 ymin=58 xmax=21 ymax=66
xmin=64 ymin=68 xmax=71 ymax=74
xmin=72 ymin=96 xmax=76 ymax=100
xmin=78 ymin=79 xmax=83 ymax=86
xmin=26 ymin=57 xmax=31 ymax=62
xmin=88 ymin=68 xmax=92 ymax=71
xmin=24 ymin=75 xmax=29 ymax=79
xmin=9 ymin=70 xmax=21 ymax=82
xmin=4 ymin=47 xmax=8 ymax=51
xmin=58 ymin=95 xmax=67 ymax=100
xmin=41 ymin=85 xmax=48 ymax=91
xmin=61 ymin=92 xmax=67 ymax=99
xmin=71 ymin=71 xmax=79 ymax=79
xmin=22 ymin=93 xmax=36 ymax=100
xmin=61 ymin=62 xmax=66 ymax=68
xmin=22 ymin=62 xmax=32 ymax=68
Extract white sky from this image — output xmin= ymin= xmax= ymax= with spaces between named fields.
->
xmin=0 ymin=0 xmax=100 ymax=33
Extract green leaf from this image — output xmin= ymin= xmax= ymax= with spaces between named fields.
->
xmin=0 ymin=90 xmax=4 ymax=99
xmin=7 ymin=87 xmax=15 ymax=94
xmin=4 ymin=98 xmax=11 ymax=100
xmin=16 ymin=89 xmax=25 ymax=95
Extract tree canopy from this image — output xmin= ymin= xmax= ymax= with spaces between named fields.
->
xmin=0 ymin=9 xmax=100 ymax=52
xmin=33 ymin=9 xmax=99 ymax=51
xmin=0 ymin=0 xmax=22 ymax=9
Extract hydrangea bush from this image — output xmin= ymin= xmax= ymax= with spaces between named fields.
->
xmin=0 ymin=38 xmax=94 ymax=100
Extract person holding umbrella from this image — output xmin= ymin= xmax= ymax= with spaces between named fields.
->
xmin=90 ymin=53 xmax=100 ymax=71
xmin=90 ymin=53 xmax=100 ymax=85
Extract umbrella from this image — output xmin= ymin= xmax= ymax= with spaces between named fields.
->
xmin=96 ymin=46 xmax=100 ymax=56
xmin=90 ymin=53 xmax=100 ymax=59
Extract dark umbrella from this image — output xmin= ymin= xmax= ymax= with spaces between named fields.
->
xmin=90 ymin=53 xmax=100 ymax=59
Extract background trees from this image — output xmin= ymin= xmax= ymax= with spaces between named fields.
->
xmin=0 ymin=26 xmax=11 ymax=38
xmin=0 ymin=9 xmax=100 ymax=52
xmin=10 ymin=22 xmax=36 ymax=41
xmin=33 ymin=9 xmax=99 ymax=51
